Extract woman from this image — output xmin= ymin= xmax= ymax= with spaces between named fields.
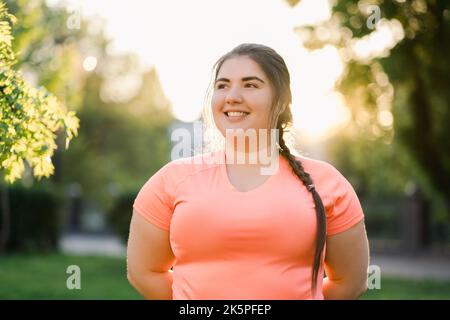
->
xmin=127 ymin=43 xmax=370 ymax=300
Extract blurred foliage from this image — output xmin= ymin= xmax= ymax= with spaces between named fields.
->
xmin=0 ymin=1 xmax=79 ymax=183
xmin=6 ymin=0 xmax=94 ymax=109
xmin=3 ymin=0 xmax=174 ymax=216
xmin=60 ymin=62 xmax=173 ymax=210
xmin=108 ymin=192 xmax=135 ymax=243
xmin=0 ymin=182 xmax=63 ymax=252
xmin=290 ymin=0 xmax=450 ymax=206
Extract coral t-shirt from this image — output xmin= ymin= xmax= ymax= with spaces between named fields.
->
xmin=133 ymin=149 xmax=365 ymax=300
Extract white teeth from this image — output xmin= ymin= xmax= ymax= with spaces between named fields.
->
xmin=227 ymin=111 xmax=248 ymax=117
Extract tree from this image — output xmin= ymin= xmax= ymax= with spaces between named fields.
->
xmin=60 ymin=62 xmax=173 ymax=211
xmin=2 ymin=0 xmax=174 ymax=236
xmin=0 ymin=1 xmax=79 ymax=184
xmin=5 ymin=0 xmax=104 ymax=184
xmin=288 ymin=0 xmax=450 ymax=209
xmin=0 ymin=1 xmax=79 ymax=252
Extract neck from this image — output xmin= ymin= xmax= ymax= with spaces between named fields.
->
xmin=224 ymin=142 xmax=280 ymax=167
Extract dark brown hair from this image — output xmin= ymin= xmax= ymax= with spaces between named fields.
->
xmin=211 ymin=43 xmax=327 ymax=297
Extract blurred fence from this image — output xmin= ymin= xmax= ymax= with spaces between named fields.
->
xmin=362 ymin=189 xmax=450 ymax=255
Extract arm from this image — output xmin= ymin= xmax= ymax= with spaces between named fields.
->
xmin=127 ymin=209 xmax=176 ymax=300
xmin=322 ymin=220 xmax=370 ymax=300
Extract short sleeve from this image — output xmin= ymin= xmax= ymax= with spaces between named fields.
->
xmin=133 ymin=164 xmax=174 ymax=231
xmin=326 ymin=169 xmax=365 ymax=236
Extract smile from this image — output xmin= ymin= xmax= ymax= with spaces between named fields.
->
xmin=224 ymin=111 xmax=250 ymax=122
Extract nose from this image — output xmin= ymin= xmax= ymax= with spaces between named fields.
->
xmin=225 ymin=86 xmax=243 ymax=104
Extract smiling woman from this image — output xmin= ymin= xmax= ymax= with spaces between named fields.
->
xmin=215 ymin=75 xmax=263 ymax=123
xmin=212 ymin=57 xmax=273 ymax=136
xmin=127 ymin=43 xmax=369 ymax=300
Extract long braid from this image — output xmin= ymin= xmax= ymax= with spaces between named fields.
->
xmin=278 ymin=126 xmax=327 ymax=297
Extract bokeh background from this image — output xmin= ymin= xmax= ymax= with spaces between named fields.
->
xmin=1 ymin=0 xmax=450 ymax=299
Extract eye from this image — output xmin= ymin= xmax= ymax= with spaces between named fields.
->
xmin=216 ymin=83 xmax=227 ymax=90
xmin=245 ymin=83 xmax=258 ymax=88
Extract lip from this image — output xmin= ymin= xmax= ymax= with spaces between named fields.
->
xmin=223 ymin=109 xmax=250 ymax=113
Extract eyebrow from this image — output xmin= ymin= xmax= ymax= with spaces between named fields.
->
xmin=214 ymin=76 xmax=265 ymax=84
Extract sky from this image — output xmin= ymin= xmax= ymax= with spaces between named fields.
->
xmin=53 ymin=0 xmax=355 ymax=143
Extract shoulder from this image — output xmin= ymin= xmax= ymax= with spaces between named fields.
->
xmin=291 ymin=154 xmax=364 ymax=227
xmin=151 ymin=150 xmax=221 ymax=187
xmin=290 ymin=153 xmax=356 ymax=199
xmin=293 ymin=153 xmax=344 ymax=182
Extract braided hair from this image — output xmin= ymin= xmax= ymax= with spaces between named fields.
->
xmin=211 ymin=43 xmax=327 ymax=297
xmin=278 ymin=125 xmax=327 ymax=297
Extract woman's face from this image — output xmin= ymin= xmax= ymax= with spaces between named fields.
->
xmin=211 ymin=56 xmax=274 ymax=141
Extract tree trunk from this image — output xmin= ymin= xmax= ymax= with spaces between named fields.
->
xmin=404 ymin=60 xmax=450 ymax=203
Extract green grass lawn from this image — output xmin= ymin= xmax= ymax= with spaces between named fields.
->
xmin=360 ymin=277 xmax=450 ymax=300
xmin=0 ymin=253 xmax=142 ymax=299
xmin=1 ymin=253 xmax=449 ymax=299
